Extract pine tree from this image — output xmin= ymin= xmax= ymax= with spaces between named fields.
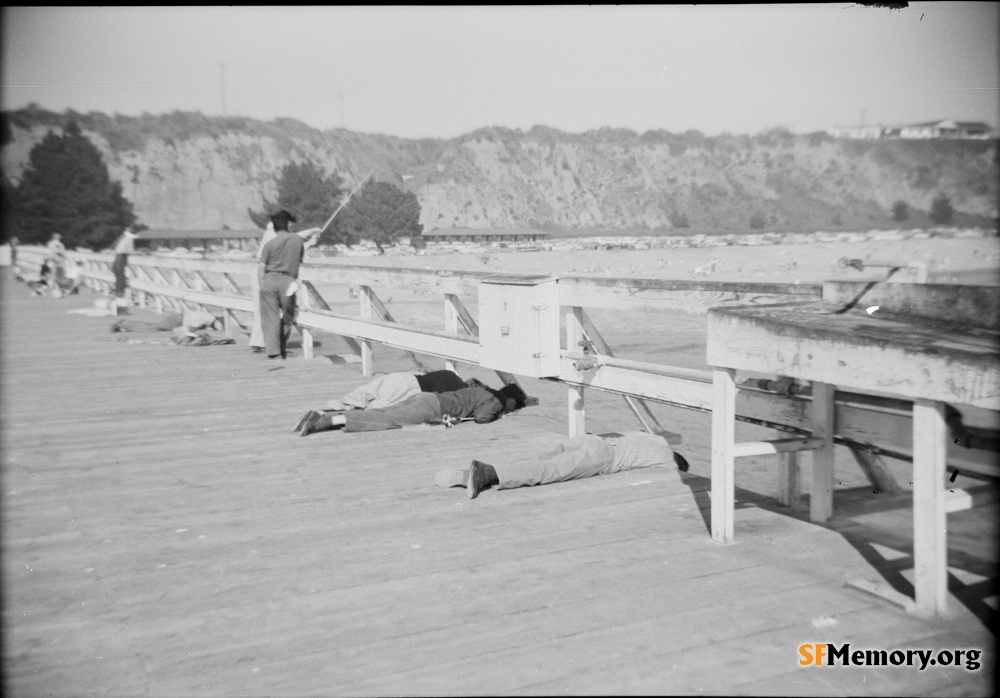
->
xmin=249 ymin=160 xmax=343 ymax=233
xmin=10 ymin=121 xmax=137 ymax=249
xmin=891 ymin=200 xmax=909 ymax=222
xmin=335 ymin=180 xmax=422 ymax=251
xmin=929 ymin=193 xmax=955 ymax=225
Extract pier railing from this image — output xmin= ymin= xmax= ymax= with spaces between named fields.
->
xmin=15 ymin=246 xmax=998 ymax=485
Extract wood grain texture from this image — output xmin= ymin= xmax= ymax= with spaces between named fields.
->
xmin=2 ymin=269 xmax=993 ymax=697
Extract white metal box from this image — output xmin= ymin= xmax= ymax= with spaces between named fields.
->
xmin=478 ymin=275 xmax=560 ymax=377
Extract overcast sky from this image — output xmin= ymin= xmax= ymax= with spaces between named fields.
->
xmin=2 ymin=4 xmax=997 ymax=139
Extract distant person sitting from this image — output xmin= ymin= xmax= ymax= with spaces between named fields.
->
xmin=295 ymin=383 xmax=527 ymax=436
xmin=434 ymin=431 xmax=689 ymax=499
xmin=324 ymin=369 xmax=485 ymax=412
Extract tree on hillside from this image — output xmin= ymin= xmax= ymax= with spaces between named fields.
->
xmin=9 ymin=121 xmax=137 ymax=249
xmin=334 ymin=180 xmax=422 ymax=252
xmin=929 ymin=193 xmax=955 ymax=225
xmin=249 ymin=160 xmax=343 ymax=233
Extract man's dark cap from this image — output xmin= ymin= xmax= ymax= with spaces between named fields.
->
xmin=270 ymin=210 xmax=297 ymax=230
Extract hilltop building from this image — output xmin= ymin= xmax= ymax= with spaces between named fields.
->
xmin=825 ymin=119 xmax=994 ymax=140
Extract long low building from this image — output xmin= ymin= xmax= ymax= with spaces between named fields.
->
xmin=137 ymin=229 xmax=263 ymax=251
xmin=422 ymin=227 xmax=550 ymax=244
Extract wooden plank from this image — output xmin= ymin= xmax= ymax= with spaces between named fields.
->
xmin=708 ymin=303 xmax=1000 ymax=407
xmin=811 ymin=381 xmax=836 ymax=523
xmin=851 ymin=447 xmax=901 ymax=493
xmin=733 ymin=437 xmax=824 ymax=457
xmin=711 ymin=367 xmax=736 ymax=543
xmin=912 ymin=399 xmax=948 ymax=615
xmin=579 ymin=308 xmax=681 ymax=442
xmin=5 ymin=261 xmax=993 ymax=696
xmin=360 ymin=285 xmax=431 ymax=373
xmin=566 ymin=306 xmax=586 ymax=436
xmin=296 ymin=308 xmax=479 ymax=364
xmin=944 ymin=485 xmax=999 ymax=513
xmin=300 ymin=279 xmax=363 ymax=357
xmin=776 ymin=450 xmax=801 ymax=508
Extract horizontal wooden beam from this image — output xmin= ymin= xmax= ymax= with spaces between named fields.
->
xmin=733 ymin=437 xmax=825 ymax=458
xmin=296 ymin=309 xmax=480 ymax=364
xmin=945 ymin=486 xmax=999 ymax=513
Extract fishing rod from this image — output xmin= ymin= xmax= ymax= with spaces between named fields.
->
xmin=319 ymin=167 xmax=377 ymax=237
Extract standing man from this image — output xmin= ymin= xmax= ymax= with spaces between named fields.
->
xmin=258 ymin=210 xmax=307 ymax=360
xmin=250 ymin=221 xmax=322 ymax=353
xmin=111 ymin=227 xmax=138 ymax=303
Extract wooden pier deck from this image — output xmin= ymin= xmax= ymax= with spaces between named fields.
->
xmin=1 ymin=269 xmax=995 ymax=696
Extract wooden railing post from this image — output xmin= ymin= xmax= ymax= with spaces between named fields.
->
xmin=359 ymin=285 xmax=374 ymax=376
xmin=566 ymin=306 xmax=586 ymax=436
xmin=444 ymin=294 xmax=460 ymax=373
xmin=299 ymin=287 xmax=314 ymax=360
xmin=711 ymin=366 xmax=737 ymax=543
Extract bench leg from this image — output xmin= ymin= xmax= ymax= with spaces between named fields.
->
xmin=777 ymin=451 xmax=800 ymax=508
xmin=711 ymin=367 xmax=736 ymax=543
xmin=913 ymin=399 xmax=948 ymax=615
xmin=810 ymin=381 xmax=836 ymax=523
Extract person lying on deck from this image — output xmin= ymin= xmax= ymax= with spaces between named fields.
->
xmin=434 ymin=431 xmax=689 ymax=500
xmin=324 ymin=369 xmax=486 ymax=411
xmin=294 ymin=383 xmax=527 ymax=436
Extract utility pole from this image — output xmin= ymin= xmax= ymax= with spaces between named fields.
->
xmin=338 ymin=92 xmax=344 ymax=129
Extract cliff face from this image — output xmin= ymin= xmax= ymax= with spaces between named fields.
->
xmin=2 ymin=109 xmax=996 ymax=232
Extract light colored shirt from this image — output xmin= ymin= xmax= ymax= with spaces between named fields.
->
xmin=46 ymin=239 xmax=65 ymax=260
xmin=260 ymin=232 xmax=306 ymax=277
xmin=257 ymin=225 xmax=321 ymax=260
xmin=606 ymin=431 xmax=674 ymax=473
xmin=114 ymin=233 xmax=136 ymax=254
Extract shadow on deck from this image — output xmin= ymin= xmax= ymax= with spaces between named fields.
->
xmin=1 ymin=269 xmax=995 ymax=696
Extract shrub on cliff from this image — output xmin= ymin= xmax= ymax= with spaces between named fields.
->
xmin=335 ymin=180 xmax=422 ymax=251
xmin=249 ymin=160 xmax=344 ymax=234
xmin=9 ymin=121 xmax=137 ymax=249
xmin=929 ymin=192 xmax=955 ymax=225
xmin=891 ymin=200 xmax=909 ymax=222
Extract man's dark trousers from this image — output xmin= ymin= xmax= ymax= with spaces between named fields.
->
xmin=259 ymin=272 xmax=296 ymax=357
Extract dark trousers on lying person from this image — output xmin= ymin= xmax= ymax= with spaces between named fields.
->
xmin=341 ymin=393 xmax=444 ymax=432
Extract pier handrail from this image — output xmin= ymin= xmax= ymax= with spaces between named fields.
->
xmin=13 ymin=245 xmax=996 ymax=479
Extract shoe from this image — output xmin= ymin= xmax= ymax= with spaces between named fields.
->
xmin=299 ymin=411 xmax=339 ymax=437
xmin=293 ymin=409 xmax=324 ymax=433
xmin=467 ymin=460 xmax=499 ymax=500
xmin=267 ymin=354 xmax=282 ymax=360
xmin=434 ymin=469 xmax=468 ymax=489
xmin=252 ymin=346 xmax=265 ymax=353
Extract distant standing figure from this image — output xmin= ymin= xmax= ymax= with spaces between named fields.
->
xmin=259 ymin=210 xmax=317 ymax=359
xmin=111 ymin=227 xmax=138 ymax=299
xmin=250 ymin=220 xmax=321 ymax=353
xmin=45 ymin=233 xmax=66 ymax=289
xmin=9 ymin=235 xmax=19 ymax=274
